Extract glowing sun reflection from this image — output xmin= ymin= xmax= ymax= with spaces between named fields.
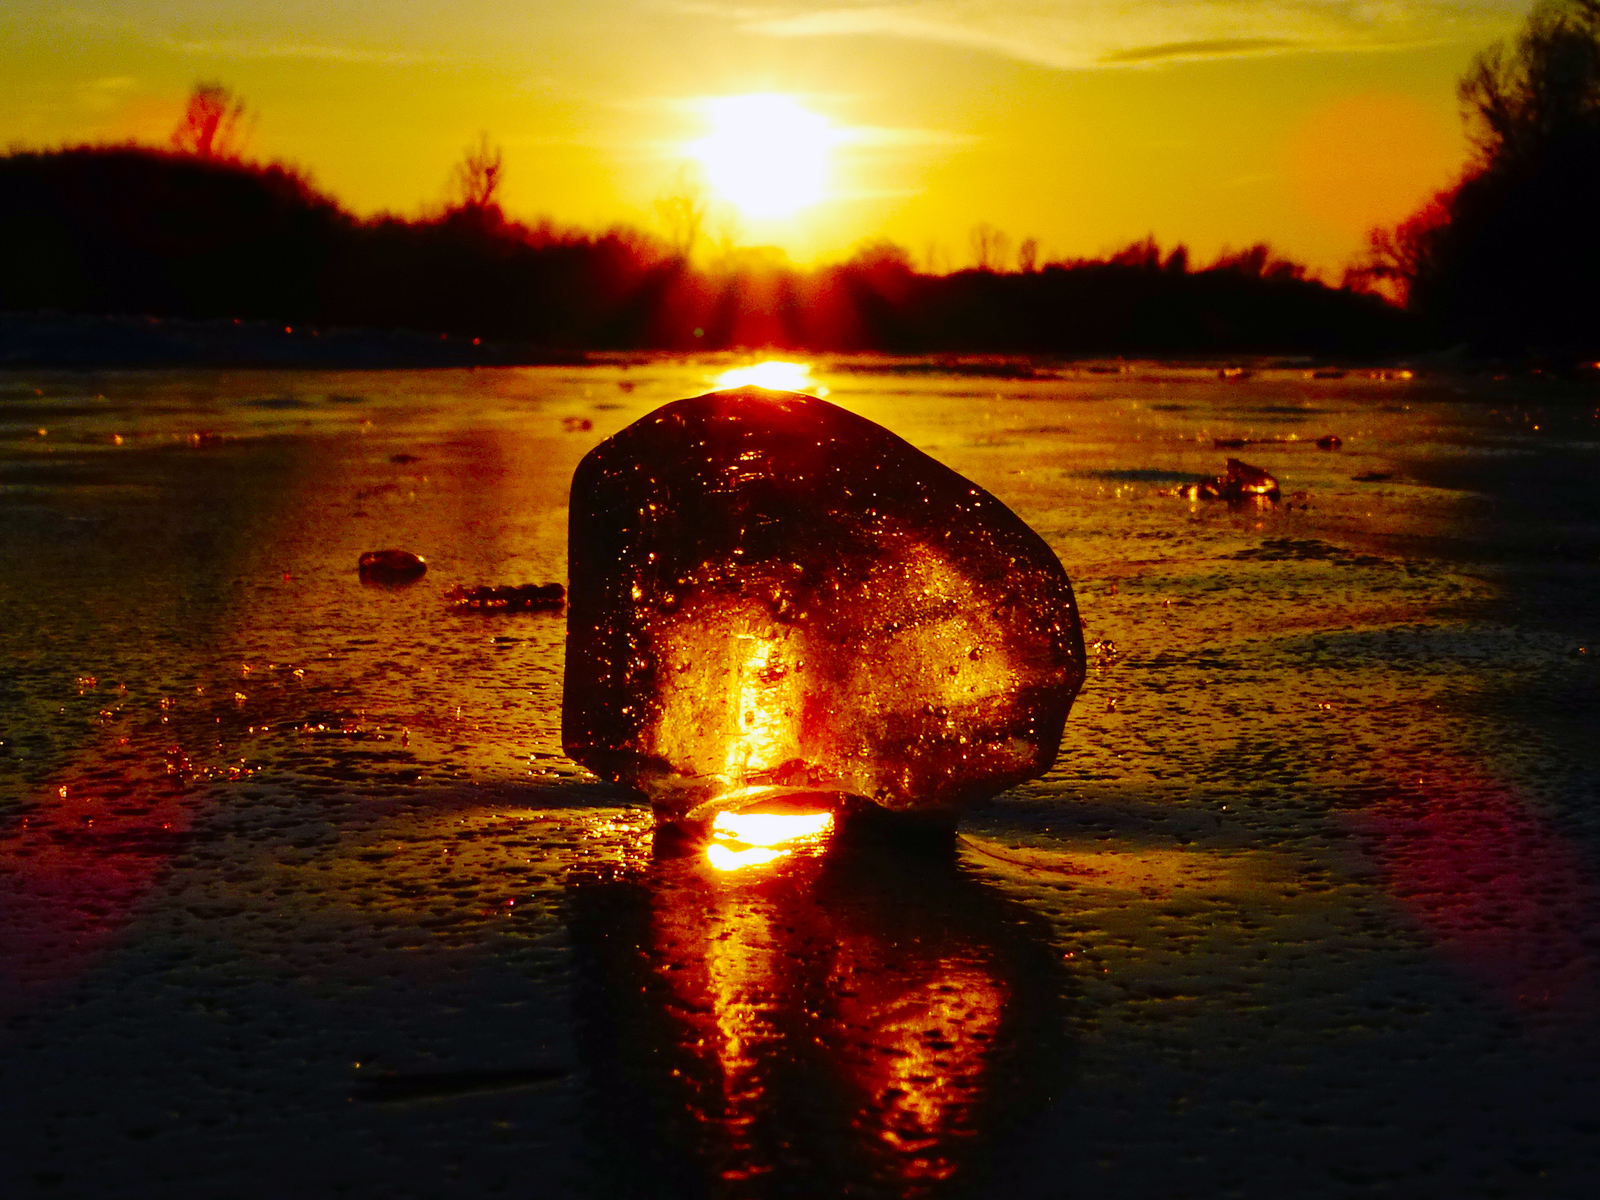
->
xmin=705 ymin=842 xmax=786 ymax=871
xmin=707 ymin=808 xmax=835 ymax=872
xmin=712 ymin=360 xmax=828 ymax=396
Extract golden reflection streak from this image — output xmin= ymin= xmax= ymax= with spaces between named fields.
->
xmin=853 ymin=956 xmax=1004 ymax=1178
xmin=706 ymin=842 xmax=787 ymax=871
xmin=658 ymin=861 xmax=1009 ymax=1186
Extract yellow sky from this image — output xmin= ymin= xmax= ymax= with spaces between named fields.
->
xmin=0 ymin=2 xmax=1532 ymax=276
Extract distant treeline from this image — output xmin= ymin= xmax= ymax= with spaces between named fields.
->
xmin=1352 ymin=0 xmax=1600 ymax=357
xmin=0 ymin=143 xmax=1412 ymax=358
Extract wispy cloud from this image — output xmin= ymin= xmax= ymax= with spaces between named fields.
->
xmin=54 ymin=10 xmax=443 ymax=67
xmin=1101 ymin=37 xmax=1299 ymax=64
xmin=631 ymin=91 xmax=970 ymax=154
xmin=74 ymin=75 xmax=140 ymax=115
xmin=674 ymin=1 xmax=1522 ymax=70
xmin=844 ymin=124 xmax=975 ymax=146
xmin=159 ymin=37 xmax=442 ymax=66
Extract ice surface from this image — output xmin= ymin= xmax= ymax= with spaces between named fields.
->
xmin=562 ymin=386 xmax=1086 ymax=821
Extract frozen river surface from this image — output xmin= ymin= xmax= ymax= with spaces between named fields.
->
xmin=2 ymin=359 xmax=1599 ymax=1198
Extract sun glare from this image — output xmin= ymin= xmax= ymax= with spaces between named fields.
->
xmin=689 ymin=94 xmax=836 ymax=220
xmin=713 ymin=810 xmax=834 ymax=847
xmin=712 ymin=360 xmax=829 ymax=395
xmin=706 ymin=808 xmax=835 ymax=872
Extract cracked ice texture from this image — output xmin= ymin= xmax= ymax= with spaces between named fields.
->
xmin=562 ymin=387 xmax=1086 ymax=820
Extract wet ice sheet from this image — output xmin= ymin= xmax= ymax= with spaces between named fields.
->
xmin=2 ymin=360 xmax=1599 ymax=1198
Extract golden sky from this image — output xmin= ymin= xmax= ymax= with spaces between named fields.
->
xmin=1 ymin=2 xmax=1533 ymax=275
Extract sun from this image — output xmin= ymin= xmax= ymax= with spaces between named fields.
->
xmin=688 ymin=94 xmax=837 ymax=220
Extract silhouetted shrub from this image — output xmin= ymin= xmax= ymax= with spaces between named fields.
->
xmin=0 ymin=145 xmax=346 ymax=321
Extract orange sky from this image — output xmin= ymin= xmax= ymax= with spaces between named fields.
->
xmin=1 ymin=2 xmax=1532 ymax=276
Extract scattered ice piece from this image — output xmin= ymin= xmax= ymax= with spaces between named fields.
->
xmin=562 ymin=386 xmax=1086 ymax=822
xmin=1315 ymin=434 xmax=1344 ymax=450
xmin=358 ymin=549 xmax=427 ymax=583
xmin=446 ymin=583 xmax=565 ymax=611
xmin=1182 ymin=458 xmax=1280 ymax=503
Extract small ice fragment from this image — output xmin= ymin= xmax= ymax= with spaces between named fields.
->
xmin=562 ymin=386 xmax=1087 ymax=822
xmin=1183 ymin=458 xmax=1280 ymax=503
xmin=446 ymin=583 xmax=565 ymax=611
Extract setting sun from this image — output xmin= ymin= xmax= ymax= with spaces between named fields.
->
xmin=688 ymin=94 xmax=836 ymax=220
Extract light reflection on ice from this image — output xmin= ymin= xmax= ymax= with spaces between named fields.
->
xmin=713 ymin=809 xmax=833 ymax=846
xmin=706 ymin=808 xmax=834 ymax=871
xmin=710 ymin=360 xmax=828 ymax=396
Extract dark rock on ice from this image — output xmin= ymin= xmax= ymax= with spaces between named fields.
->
xmin=446 ymin=583 xmax=565 ymax=611
xmin=1315 ymin=435 xmax=1343 ymax=450
xmin=562 ymin=386 xmax=1086 ymax=822
xmin=389 ymin=452 xmax=421 ymax=464
xmin=358 ymin=548 xmax=427 ymax=583
xmin=1184 ymin=458 xmax=1280 ymax=503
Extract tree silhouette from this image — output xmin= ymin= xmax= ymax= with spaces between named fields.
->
xmin=1208 ymin=243 xmax=1306 ymax=281
xmin=449 ymin=132 xmax=504 ymax=214
xmin=1459 ymin=0 xmax=1600 ymax=167
xmin=1357 ymin=1 xmax=1600 ymax=353
xmin=1345 ymin=194 xmax=1452 ymax=305
xmin=969 ymin=222 xmax=1010 ymax=272
xmin=653 ymin=166 xmax=709 ymax=260
xmin=171 ymin=82 xmax=253 ymax=161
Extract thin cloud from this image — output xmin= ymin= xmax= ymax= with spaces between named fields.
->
xmin=1101 ymin=37 xmax=1300 ymax=64
xmin=56 ymin=8 xmax=445 ymax=66
xmin=161 ymin=37 xmax=442 ymax=66
xmin=839 ymin=123 xmax=976 ymax=147
xmin=681 ymin=1 xmax=1522 ymax=71
xmin=631 ymin=91 xmax=968 ymax=152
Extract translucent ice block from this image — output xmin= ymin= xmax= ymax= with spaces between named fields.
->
xmin=562 ymin=387 xmax=1085 ymax=821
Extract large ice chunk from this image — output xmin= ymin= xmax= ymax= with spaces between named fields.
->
xmin=562 ymin=387 xmax=1085 ymax=821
